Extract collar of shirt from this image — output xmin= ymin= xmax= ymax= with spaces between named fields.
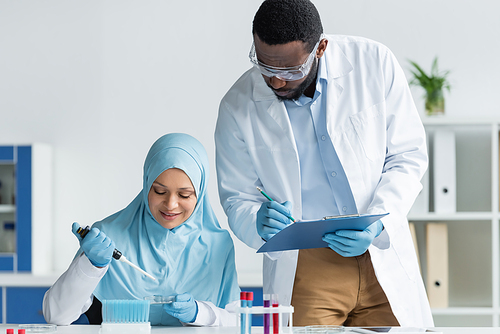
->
xmin=288 ymin=55 xmax=329 ymax=107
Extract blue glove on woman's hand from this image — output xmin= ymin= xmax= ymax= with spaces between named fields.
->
xmin=257 ymin=201 xmax=294 ymax=241
xmin=72 ymin=222 xmax=115 ymax=267
xmin=322 ymin=220 xmax=384 ymax=257
xmin=163 ymin=293 xmax=198 ymax=323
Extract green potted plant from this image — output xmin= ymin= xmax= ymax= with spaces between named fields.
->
xmin=408 ymin=57 xmax=451 ymax=116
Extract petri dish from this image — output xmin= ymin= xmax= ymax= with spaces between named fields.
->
xmin=144 ymin=295 xmax=175 ymax=304
xmin=305 ymin=325 xmax=344 ymax=333
xmin=18 ymin=324 xmax=57 ymax=333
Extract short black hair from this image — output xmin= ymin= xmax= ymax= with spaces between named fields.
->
xmin=252 ymin=0 xmax=323 ymax=52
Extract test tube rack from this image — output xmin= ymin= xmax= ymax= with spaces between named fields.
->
xmin=237 ymin=305 xmax=294 ymax=334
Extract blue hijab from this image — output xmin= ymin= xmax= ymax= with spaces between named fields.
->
xmin=90 ymin=133 xmax=240 ymax=325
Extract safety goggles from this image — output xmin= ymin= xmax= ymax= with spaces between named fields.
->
xmin=249 ymin=36 xmax=323 ymax=81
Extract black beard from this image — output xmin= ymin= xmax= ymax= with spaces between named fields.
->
xmin=273 ymin=59 xmax=319 ymax=102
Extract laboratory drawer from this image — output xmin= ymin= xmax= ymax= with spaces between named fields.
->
xmin=6 ymin=287 xmax=50 ymax=324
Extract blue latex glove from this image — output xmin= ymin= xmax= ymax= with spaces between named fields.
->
xmin=322 ymin=220 xmax=384 ymax=257
xmin=256 ymin=200 xmax=294 ymax=241
xmin=163 ymin=293 xmax=198 ymax=323
xmin=72 ymin=222 xmax=115 ymax=267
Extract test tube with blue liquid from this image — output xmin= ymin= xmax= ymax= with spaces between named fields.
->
xmin=247 ymin=292 xmax=253 ymax=334
xmin=240 ymin=291 xmax=254 ymax=334
xmin=241 ymin=292 xmax=247 ymax=334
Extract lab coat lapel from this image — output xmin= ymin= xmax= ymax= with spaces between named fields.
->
xmin=252 ymin=72 xmax=302 ymax=214
xmin=252 ymin=74 xmax=297 ymax=152
xmin=323 ymin=38 xmax=368 ymax=208
xmin=324 ymin=38 xmax=353 ymax=132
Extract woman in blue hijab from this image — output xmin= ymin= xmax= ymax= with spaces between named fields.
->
xmin=43 ymin=133 xmax=240 ymax=326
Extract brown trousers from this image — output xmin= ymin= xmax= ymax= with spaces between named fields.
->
xmin=291 ymin=248 xmax=399 ymax=326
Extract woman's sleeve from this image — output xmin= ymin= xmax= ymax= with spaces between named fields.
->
xmin=188 ymin=300 xmax=239 ymax=327
xmin=43 ymin=253 xmax=108 ymax=325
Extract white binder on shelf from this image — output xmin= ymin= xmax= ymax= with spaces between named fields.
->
xmin=409 ymin=169 xmax=429 ymax=215
xmin=433 ymin=129 xmax=456 ymax=213
xmin=426 ymin=222 xmax=449 ymax=308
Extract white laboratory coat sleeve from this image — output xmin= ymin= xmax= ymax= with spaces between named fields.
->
xmin=216 ymin=97 xmax=269 ymax=251
xmin=188 ymin=300 xmax=239 ymax=327
xmin=43 ymin=253 xmax=107 ymax=325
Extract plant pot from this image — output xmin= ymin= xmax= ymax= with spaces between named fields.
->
xmin=425 ymin=88 xmax=445 ymax=116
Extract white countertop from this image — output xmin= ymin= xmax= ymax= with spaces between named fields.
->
xmin=0 ymin=326 xmax=499 ymax=334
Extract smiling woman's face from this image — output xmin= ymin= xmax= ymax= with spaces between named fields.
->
xmin=147 ymin=168 xmax=197 ymax=229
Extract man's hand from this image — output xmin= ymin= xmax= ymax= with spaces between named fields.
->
xmin=256 ymin=201 xmax=294 ymax=241
xmin=322 ymin=220 xmax=384 ymax=257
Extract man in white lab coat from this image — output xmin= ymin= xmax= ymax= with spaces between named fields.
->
xmin=215 ymin=0 xmax=433 ymax=327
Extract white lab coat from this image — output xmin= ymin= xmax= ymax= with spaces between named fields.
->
xmin=43 ymin=254 xmax=238 ymax=326
xmin=215 ymin=35 xmax=433 ymax=327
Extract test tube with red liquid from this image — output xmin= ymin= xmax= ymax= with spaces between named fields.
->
xmin=272 ymin=294 xmax=279 ymax=334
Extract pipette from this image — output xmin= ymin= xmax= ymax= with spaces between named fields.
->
xmin=76 ymin=225 xmax=156 ymax=281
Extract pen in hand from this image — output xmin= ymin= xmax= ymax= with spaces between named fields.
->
xmin=256 ymin=186 xmax=295 ymax=222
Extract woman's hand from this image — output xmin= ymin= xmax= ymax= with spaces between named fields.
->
xmin=72 ymin=222 xmax=115 ymax=267
xmin=163 ymin=293 xmax=198 ymax=323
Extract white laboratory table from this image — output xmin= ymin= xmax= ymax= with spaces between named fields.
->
xmin=1 ymin=326 xmax=500 ymax=334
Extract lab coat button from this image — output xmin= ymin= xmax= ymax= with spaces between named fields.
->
xmin=342 ymin=206 xmax=347 ymax=212
xmin=331 ymin=171 xmax=337 ymax=177
xmin=321 ymin=135 xmax=326 ymax=141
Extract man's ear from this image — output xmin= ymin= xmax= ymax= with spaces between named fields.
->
xmin=316 ymin=38 xmax=328 ymax=58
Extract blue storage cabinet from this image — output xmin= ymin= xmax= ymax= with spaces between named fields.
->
xmin=0 ymin=144 xmax=52 ymax=274
xmin=6 ymin=287 xmax=50 ymax=324
xmin=0 ymin=288 xmax=3 ymax=323
xmin=16 ymin=147 xmax=33 ymax=272
xmin=0 ymin=146 xmax=32 ymax=272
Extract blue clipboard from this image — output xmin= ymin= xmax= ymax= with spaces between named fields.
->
xmin=257 ymin=212 xmax=389 ymax=253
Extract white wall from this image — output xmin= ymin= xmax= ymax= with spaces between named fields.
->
xmin=1 ymin=0 xmax=499 ymax=286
